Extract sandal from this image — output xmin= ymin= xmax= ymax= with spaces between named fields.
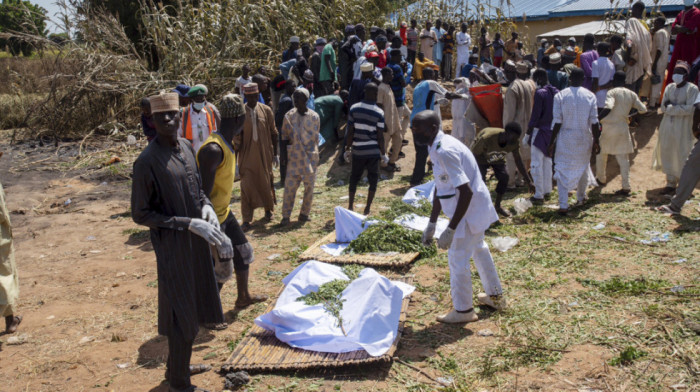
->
xmin=655 ymin=205 xmax=680 ymax=216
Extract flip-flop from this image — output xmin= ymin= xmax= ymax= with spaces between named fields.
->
xmin=655 ymin=205 xmax=679 ymax=216
xmin=5 ymin=315 xmax=22 ymax=334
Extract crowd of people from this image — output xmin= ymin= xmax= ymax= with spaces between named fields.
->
xmin=2 ymin=1 xmax=691 ymax=390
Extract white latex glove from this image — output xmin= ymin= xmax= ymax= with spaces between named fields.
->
xmin=422 ymin=221 xmax=436 ymax=246
xmin=343 ymin=150 xmax=352 ymax=163
xmin=381 ymin=154 xmax=390 ymax=164
xmin=216 ymin=235 xmax=234 ymax=259
xmin=189 ymin=218 xmax=225 ymax=247
xmin=437 ymin=227 xmax=456 ymax=250
xmin=201 ymin=204 xmax=220 ymax=230
xmin=436 ymin=98 xmax=449 ymax=106
xmin=273 ymin=155 xmax=280 ymax=168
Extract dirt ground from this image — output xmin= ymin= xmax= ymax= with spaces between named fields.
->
xmin=0 ymin=111 xmax=698 ymax=392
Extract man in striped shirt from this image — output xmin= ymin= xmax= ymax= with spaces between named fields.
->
xmin=344 ymin=83 xmax=387 ymax=215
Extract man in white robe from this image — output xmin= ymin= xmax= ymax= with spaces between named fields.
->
xmin=451 ymin=77 xmax=476 ymax=146
xmin=549 ymin=68 xmax=601 ymax=215
xmin=650 ymin=16 xmax=670 ymax=108
xmin=455 ymin=23 xmax=472 ymax=76
xmin=652 ymin=61 xmax=700 ymax=194
xmin=624 ymin=2 xmax=652 ymax=93
xmin=597 ymin=72 xmax=647 ymax=195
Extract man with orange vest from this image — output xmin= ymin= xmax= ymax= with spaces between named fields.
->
xmin=179 ymin=84 xmax=221 ymax=152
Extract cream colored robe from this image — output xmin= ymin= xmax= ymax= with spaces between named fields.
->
xmin=600 ymin=87 xmax=647 ymax=155
xmin=0 ymin=182 xmax=18 ymax=317
xmin=652 ymin=82 xmax=699 ymax=179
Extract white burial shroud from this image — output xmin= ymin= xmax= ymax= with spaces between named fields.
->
xmin=255 ymin=260 xmax=415 ymax=356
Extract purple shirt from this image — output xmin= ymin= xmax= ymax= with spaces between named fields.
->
xmin=579 ymin=50 xmax=599 ymax=91
xmin=528 ymin=85 xmax=559 ymax=155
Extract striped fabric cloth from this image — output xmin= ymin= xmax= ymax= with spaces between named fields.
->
xmin=348 ymin=101 xmax=385 ymax=158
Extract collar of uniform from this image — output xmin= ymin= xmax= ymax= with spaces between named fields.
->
xmin=430 ymin=131 xmax=445 ymax=154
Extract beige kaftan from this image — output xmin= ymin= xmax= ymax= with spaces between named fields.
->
xmin=650 ymin=29 xmax=670 ymax=104
xmin=652 ymin=82 xmax=699 ymax=180
xmin=600 ymin=87 xmax=647 ymax=155
xmin=625 ymin=18 xmax=652 ymax=85
xmin=502 ymin=78 xmax=536 ymax=184
xmin=234 ymin=103 xmax=278 ymax=222
xmin=0 ymin=182 xmax=18 ymax=318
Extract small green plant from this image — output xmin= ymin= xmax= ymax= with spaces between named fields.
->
xmin=344 ymin=221 xmax=437 ymax=259
xmin=609 ymin=346 xmax=647 ymax=366
xmin=122 ymin=228 xmax=149 ymax=239
xmin=578 ymin=277 xmax=667 ymax=296
xmin=380 ymin=198 xmax=433 ymax=222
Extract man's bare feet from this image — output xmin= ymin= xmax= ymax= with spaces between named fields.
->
xmin=235 ymin=294 xmax=268 ymax=309
xmin=5 ymin=315 xmax=21 ymax=334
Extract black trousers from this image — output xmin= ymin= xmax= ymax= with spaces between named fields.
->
xmin=407 ymin=49 xmax=416 ymax=67
xmin=222 ymin=211 xmax=249 ymax=272
xmin=478 ymin=162 xmax=509 ymax=195
xmin=349 ymin=157 xmax=379 ymax=192
xmin=411 ymin=141 xmax=429 ymax=185
xmin=167 ymin=314 xmax=194 ymax=391
xmin=279 ymin=136 xmax=288 ymax=183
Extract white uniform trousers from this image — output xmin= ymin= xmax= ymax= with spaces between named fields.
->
xmin=448 ymin=229 xmax=503 ymax=311
xmin=596 ymin=153 xmax=631 ymax=190
xmin=529 ymin=129 xmax=553 ymax=199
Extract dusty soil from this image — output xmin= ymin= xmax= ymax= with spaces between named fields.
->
xmin=0 ymin=111 xmax=697 ymax=392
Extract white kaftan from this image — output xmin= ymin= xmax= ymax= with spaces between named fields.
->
xmin=552 ymin=87 xmax=599 ymax=196
xmin=652 ymin=82 xmax=699 ymax=184
xmin=451 ymin=78 xmax=475 ymax=145
xmin=456 ymin=31 xmax=472 ymax=74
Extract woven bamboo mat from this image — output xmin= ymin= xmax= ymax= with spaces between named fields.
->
xmin=221 ymin=276 xmax=413 ymax=373
xmin=298 ymin=231 xmax=419 ymax=267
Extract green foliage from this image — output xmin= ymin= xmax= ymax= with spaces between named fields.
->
xmin=380 ymin=197 xmax=433 ymax=222
xmin=296 ymin=265 xmax=366 ymax=336
xmin=0 ymin=0 xmax=47 ymax=56
xmin=578 ymin=276 xmax=667 ymax=297
xmin=345 ymin=221 xmax=437 ymax=259
xmin=609 ymin=346 xmax=647 ymax=366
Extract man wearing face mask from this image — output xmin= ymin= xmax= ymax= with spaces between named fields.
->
xmin=132 ymin=92 xmax=230 ymax=392
xmin=656 ymin=89 xmax=700 ymax=215
xmin=414 ymin=110 xmax=505 ymax=324
xmin=179 ymin=84 xmax=221 ymax=153
xmin=280 ymin=88 xmax=321 ymax=226
xmin=198 ymin=94 xmax=268 ymax=313
xmin=653 ymin=61 xmax=700 ymax=194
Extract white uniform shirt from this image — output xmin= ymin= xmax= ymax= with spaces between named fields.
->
xmin=428 ymin=131 xmax=498 ymax=235
xmin=188 ymin=107 xmax=214 ymax=153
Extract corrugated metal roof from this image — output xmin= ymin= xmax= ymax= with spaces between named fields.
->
xmin=550 ymin=0 xmax=687 ymax=16
xmin=537 ymin=20 xmax=625 ymax=38
xmin=402 ymin=0 xmax=688 ymax=21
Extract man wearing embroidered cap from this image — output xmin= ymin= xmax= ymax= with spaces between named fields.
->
xmin=280 ymin=88 xmax=321 ymax=226
xmin=236 ymin=83 xmax=279 ymax=231
xmin=198 ymin=93 xmax=268 ymax=312
xmin=179 ymin=84 xmax=221 ymax=152
xmin=652 ymin=61 xmax=700 ymax=194
xmin=547 ymin=53 xmax=569 ymax=90
xmin=283 ymin=36 xmax=301 ymax=62
xmin=132 ymin=92 xmax=230 ymax=392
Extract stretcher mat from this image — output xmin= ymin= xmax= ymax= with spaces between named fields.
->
xmin=297 ymin=231 xmax=420 ymax=267
xmin=221 ymin=276 xmax=413 ymax=373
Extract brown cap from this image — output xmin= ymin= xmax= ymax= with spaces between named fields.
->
xmin=149 ymin=92 xmax=179 ymax=114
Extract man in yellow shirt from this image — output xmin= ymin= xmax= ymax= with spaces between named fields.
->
xmin=413 ymin=51 xmax=439 ymax=81
xmin=198 ymin=93 xmax=267 ymax=313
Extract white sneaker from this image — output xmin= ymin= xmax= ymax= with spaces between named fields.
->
xmin=477 ymin=293 xmax=507 ymax=310
xmin=436 ymin=308 xmax=478 ymax=324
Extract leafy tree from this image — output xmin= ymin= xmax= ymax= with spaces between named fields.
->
xmin=48 ymin=32 xmax=69 ymax=46
xmin=0 ymin=0 xmax=47 ymax=56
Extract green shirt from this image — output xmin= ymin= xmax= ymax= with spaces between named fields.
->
xmin=319 ymin=44 xmax=337 ymax=82
xmin=471 ymin=127 xmax=519 ymax=165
